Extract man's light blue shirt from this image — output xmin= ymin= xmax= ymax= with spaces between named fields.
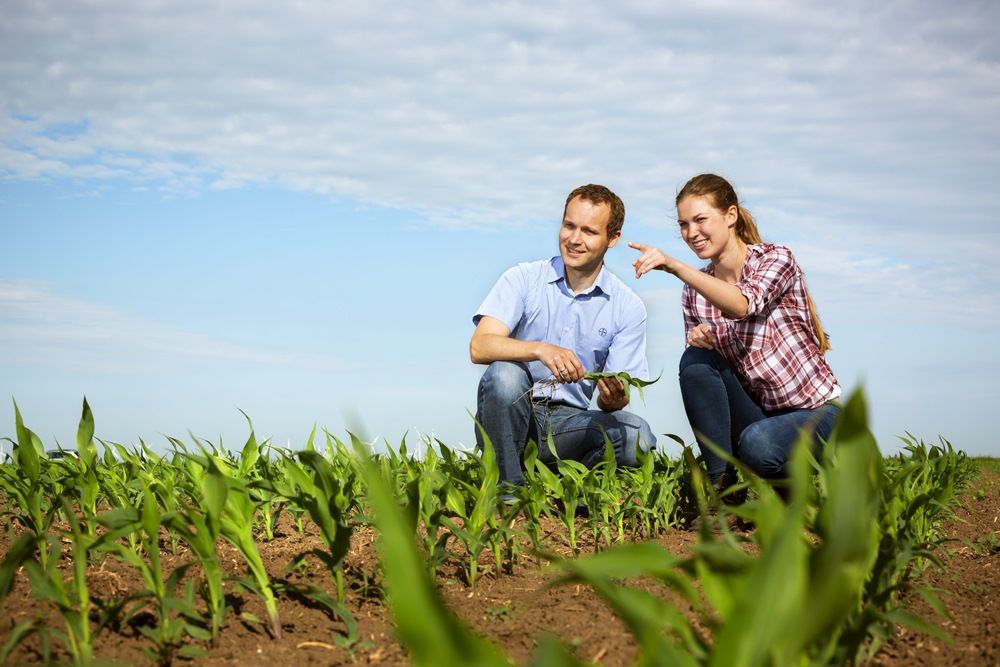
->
xmin=473 ymin=256 xmax=650 ymax=409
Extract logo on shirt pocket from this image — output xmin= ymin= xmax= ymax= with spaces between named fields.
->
xmin=583 ymin=330 xmax=612 ymax=371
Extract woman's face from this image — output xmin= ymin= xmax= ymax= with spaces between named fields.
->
xmin=676 ymin=195 xmax=739 ymax=262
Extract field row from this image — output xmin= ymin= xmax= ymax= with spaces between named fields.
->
xmin=0 ymin=391 xmax=976 ymax=666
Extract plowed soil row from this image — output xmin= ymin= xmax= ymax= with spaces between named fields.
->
xmin=1 ymin=464 xmax=996 ymax=666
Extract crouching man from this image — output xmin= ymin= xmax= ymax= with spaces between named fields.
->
xmin=470 ymin=184 xmax=656 ymax=490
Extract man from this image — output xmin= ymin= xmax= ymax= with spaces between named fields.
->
xmin=470 ymin=184 xmax=656 ymax=489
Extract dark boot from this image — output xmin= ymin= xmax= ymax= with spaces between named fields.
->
xmin=712 ymin=472 xmax=748 ymax=507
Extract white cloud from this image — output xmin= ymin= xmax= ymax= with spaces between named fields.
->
xmin=1 ymin=1 xmax=996 ymax=225
xmin=0 ymin=280 xmax=344 ymax=373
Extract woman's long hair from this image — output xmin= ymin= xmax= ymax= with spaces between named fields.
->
xmin=677 ymin=174 xmax=831 ymax=354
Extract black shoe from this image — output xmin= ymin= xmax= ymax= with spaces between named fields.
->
xmin=711 ymin=472 xmax=748 ymax=507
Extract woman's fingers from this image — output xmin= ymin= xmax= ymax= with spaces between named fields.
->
xmin=686 ymin=324 xmax=716 ymax=349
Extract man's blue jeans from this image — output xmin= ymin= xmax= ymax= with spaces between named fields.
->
xmin=475 ymin=361 xmax=657 ymax=487
xmin=678 ymin=347 xmax=840 ymax=479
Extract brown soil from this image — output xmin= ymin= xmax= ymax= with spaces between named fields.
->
xmin=872 ymin=464 xmax=1000 ymax=666
xmin=1 ymin=466 xmax=997 ymax=666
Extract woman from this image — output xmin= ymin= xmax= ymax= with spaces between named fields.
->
xmin=630 ymin=174 xmax=840 ymax=493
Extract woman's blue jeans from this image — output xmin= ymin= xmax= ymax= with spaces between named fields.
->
xmin=475 ymin=361 xmax=657 ymax=487
xmin=678 ymin=347 xmax=839 ymax=479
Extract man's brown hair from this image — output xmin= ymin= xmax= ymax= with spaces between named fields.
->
xmin=564 ymin=184 xmax=625 ymax=237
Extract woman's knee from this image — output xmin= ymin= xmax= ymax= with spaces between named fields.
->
xmin=679 ymin=345 xmax=722 ymax=370
xmin=738 ymin=423 xmax=788 ymax=478
xmin=678 ymin=346 xmax=726 ymax=384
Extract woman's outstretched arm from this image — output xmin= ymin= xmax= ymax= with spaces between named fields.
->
xmin=628 ymin=241 xmax=749 ymax=319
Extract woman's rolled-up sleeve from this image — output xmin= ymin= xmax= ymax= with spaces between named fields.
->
xmin=735 ymin=245 xmax=797 ymax=318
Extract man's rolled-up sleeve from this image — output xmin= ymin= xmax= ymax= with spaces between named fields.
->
xmin=473 ymin=265 xmax=526 ymax=331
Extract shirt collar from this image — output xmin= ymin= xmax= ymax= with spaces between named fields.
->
xmin=548 ymin=256 xmax=608 ymax=296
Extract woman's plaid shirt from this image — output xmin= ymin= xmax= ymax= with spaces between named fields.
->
xmin=681 ymin=243 xmax=841 ymax=410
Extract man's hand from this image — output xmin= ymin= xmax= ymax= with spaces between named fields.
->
xmin=596 ymin=377 xmax=628 ymax=411
xmin=471 ymin=317 xmax=584 ymax=382
xmin=535 ymin=342 xmax=585 ymax=383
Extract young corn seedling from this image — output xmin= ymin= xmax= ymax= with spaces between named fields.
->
xmin=160 ymin=464 xmax=228 ymax=646
xmin=618 ymin=447 xmax=657 ymax=538
xmin=206 ymin=452 xmax=283 ymax=640
xmin=234 ymin=414 xmax=286 ymax=542
xmin=0 ymin=498 xmax=99 ymax=667
xmin=402 ymin=459 xmax=453 ymax=578
xmin=582 ymin=370 xmax=660 ymax=404
xmin=517 ymin=440 xmax=554 ymax=552
xmin=1 ymin=401 xmax=59 ymax=570
xmin=264 ymin=447 xmax=363 ymax=654
xmin=353 ymin=442 xmax=509 ymax=667
xmin=819 ymin=434 xmax=974 ymax=664
xmin=532 ymin=432 xmax=587 ymax=554
xmin=577 ymin=439 xmax=627 ymax=550
xmin=95 ymin=488 xmax=211 ymax=664
xmin=61 ymin=399 xmax=101 ymax=535
xmin=439 ymin=442 xmax=501 ymax=588
xmin=548 ymin=389 xmax=887 ymax=666
xmin=277 ymin=450 xmax=354 ymax=602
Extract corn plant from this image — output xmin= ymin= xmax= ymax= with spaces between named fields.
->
xmin=513 ymin=440 xmax=552 ymax=551
xmin=438 ymin=440 xmax=501 ymax=588
xmin=401 ymin=452 xmax=453 ymax=577
xmin=819 ymin=434 xmax=975 ymax=663
xmin=0 ymin=401 xmax=58 ymax=570
xmin=53 ymin=399 xmax=102 ymax=535
xmin=160 ymin=468 xmax=228 ymax=645
xmin=533 ymin=434 xmax=587 ymax=553
xmin=95 ymin=488 xmax=210 ymax=664
xmin=545 ymin=389 xmax=884 ymax=666
xmin=95 ymin=440 xmax=149 ymax=534
xmin=578 ymin=442 xmax=622 ymax=550
xmin=206 ymin=451 xmax=283 ymax=639
xmin=233 ymin=414 xmax=287 ymax=542
xmin=353 ymin=442 xmax=509 ymax=667
xmin=0 ymin=498 xmax=99 ymax=667
xmin=276 ymin=449 xmax=355 ymax=602
xmin=583 ymin=370 xmax=660 ymax=404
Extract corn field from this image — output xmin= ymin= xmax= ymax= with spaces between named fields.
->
xmin=0 ymin=391 xmax=976 ymax=666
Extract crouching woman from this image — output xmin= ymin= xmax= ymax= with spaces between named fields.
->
xmin=630 ymin=173 xmax=841 ymax=492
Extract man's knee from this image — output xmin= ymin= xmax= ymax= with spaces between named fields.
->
xmin=605 ymin=411 xmax=656 ymax=467
xmin=478 ymin=361 xmax=532 ymax=403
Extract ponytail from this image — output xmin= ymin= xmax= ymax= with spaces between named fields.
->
xmin=806 ymin=293 xmax=831 ymax=354
xmin=734 ymin=205 xmax=762 ymax=245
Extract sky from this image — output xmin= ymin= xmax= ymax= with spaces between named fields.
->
xmin=2 ymin=0 xmax=998 ymax=459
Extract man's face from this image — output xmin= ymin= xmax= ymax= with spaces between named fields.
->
xmin=558 ymin=196 xmax=619 ymax=274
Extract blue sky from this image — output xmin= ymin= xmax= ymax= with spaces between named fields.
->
xmin=2 ymin=0 xmax=998 ymax=458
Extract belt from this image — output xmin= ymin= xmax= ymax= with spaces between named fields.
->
xmin=531 ymin=398 xmax=578 ymax=409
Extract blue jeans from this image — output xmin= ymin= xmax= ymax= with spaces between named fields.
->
xmin=475 ymin=361 xmax=657 ymax=486
xmin=678 ymin=347 xmax=839 ymax=479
